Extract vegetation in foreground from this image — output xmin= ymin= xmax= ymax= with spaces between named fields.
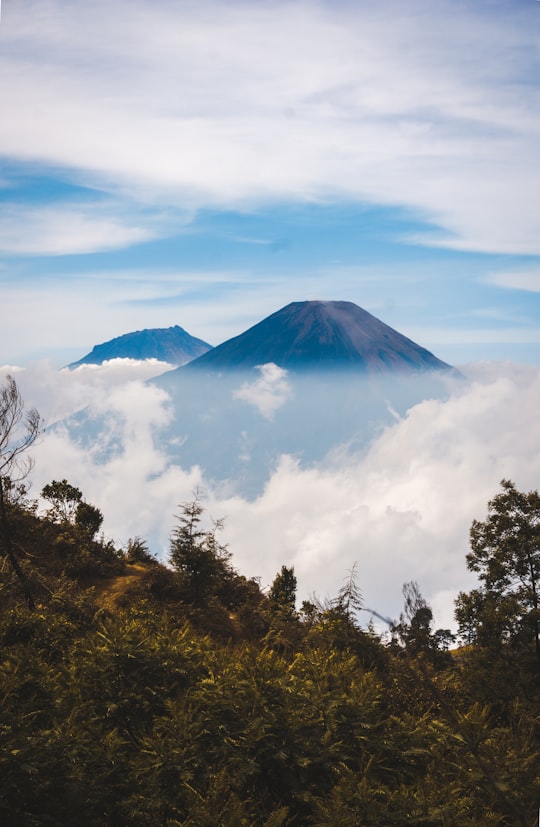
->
xmin=1 ymin=376 xmax=539 ymax=826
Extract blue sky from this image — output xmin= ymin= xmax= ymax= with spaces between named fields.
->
xmin=1 ymin=0 xmax=540 ymax=367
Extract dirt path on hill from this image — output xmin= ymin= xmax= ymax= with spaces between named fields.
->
xmin=89 ymin=563 xmax=146 ymax=607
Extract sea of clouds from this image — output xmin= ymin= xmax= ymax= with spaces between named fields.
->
xmin=2 ymin=358 xmax=539 ymax=634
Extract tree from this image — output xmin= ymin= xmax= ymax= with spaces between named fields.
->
xmin=75 ymin=501 xmax=103 ymax=539
xmin=125 ymin=536 xmax=155 ymax=565
xmin=41 ymin=479 xmax=103 ymax=539
xmin=41 ymin=479 xmax=83 ymax=523
xmin=394 ymin=580 xmax=433 ymax=654
xmin=269 ymin=565 xmax=297 ymax=615
xmin=456 ymin=479 xmax=540 ymax=661
xmin=335 ymin=563 xmax=363 ymax=622
xmin=306 ymin=564 xmax=375 ymax=655
xmin=169 ymin=493 xmax=232 ymax=607
xmin=0 ymin=375 xmax=41 ymax=608
xmin=392 ymin=582 xmax=455 ymax=664
xmin=0 ymin=376 xmax=41 ymax=481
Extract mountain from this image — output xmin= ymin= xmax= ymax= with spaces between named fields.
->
xmin=63 ymin=302 xmax=455 ymax=497
xmin=68 ymin=325 xmax=212 ymax=368
xmin=146 ymin=301 xmax=455 ymax=494
xmin=180 ymin=300 xmax=451 ymax=374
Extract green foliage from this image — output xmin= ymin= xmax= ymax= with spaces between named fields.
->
xmin=41 ymin=478 xmax=83 ymax=523
xmin=393 ymin=581 xmax=455 ymax=665
xmin=456 ymin=479 xmax=540 ymax=660
xmin=74 ymin=500 xmax=103 ymax=538
xmin=125 ymin=535 xmax=156 ymax=565
xmin=169 ymin=494 xmax=234 ymax=608
xmin=0 ymin=475 xmax=539 ymax=825
xmin=335 ymin=562 xmax=363 ymax=622
xmin=269 ymin=565 xmax=297 ymax=615
xmin=41 ymin=479 xmax=104 ymax=540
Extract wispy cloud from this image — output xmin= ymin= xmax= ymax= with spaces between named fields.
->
xmin=0 ymin=266 xmax=294 ymax=364
xmin=404 ymin=326 xmax=540 ymax=345
xmin=0 ymin=204 xmax=157 ymax=255
xmin=486 ymin=269 xmax=540 ymax=293
xmin=1 ymin=0 xmax=539 ymax=253
xmin=232 ymin=236 xmax=275 ymax=247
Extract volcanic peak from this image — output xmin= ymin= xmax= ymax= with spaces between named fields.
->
xmin=183 ymin=300 xmax=451 ymax=373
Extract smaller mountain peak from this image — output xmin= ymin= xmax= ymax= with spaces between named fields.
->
xmin=68 ymin=325 xmax=212 ymax=368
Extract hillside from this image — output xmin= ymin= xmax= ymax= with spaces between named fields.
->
xmin=0 ymin=471 xmax=538 ymax=825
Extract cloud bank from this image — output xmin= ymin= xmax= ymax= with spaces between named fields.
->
xmin=2 ymin=358 xmax=539 ymax=632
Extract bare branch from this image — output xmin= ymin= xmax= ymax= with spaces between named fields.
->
xmin=0 ymin=376 xmax=42 ymax=609
xmin=0 ymin=375 xmax=42 ymax=480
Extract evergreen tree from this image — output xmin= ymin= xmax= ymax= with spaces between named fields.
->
xmin=334 ymin=562 xmax=363 ymax=622
xmin=169 ymin=494 xmax=232 ymax=607
xmin=269 ymin=565 xmax=297 ymax=615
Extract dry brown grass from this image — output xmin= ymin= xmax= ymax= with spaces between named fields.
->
xmin=88 ymin=563 xmax=147 ymax=608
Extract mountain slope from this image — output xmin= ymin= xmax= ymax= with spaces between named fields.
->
xmin=182 ymin=300 xmax=451 ymax=373
xmin=69 ymin=325 xmax=212 ymax=368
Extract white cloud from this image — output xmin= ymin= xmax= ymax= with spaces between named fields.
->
xmin=0 ymin=359 xmax=172 ymax=425
xmin=1 ymin=0 xmax=539 ymax=253
xmin=3 ymin=359 xmax=539 ymax=633
xmin=0 ymin=204 xmax=157 ymax=255
xmin=233 ymin=363 xmax=291 ymax=419
xmin=486 ymin=269 xmax=540 ymax=293
xmin=220 ymin=362 xmax=540 ymax=627
xmin=0 ymin=361 xmax=199 ymax=548
xmin=66 ymin=358 xmax=173 ymax=381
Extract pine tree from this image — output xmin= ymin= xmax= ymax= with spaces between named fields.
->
xmin=169 ymin=494 xmax=232 ymax=607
